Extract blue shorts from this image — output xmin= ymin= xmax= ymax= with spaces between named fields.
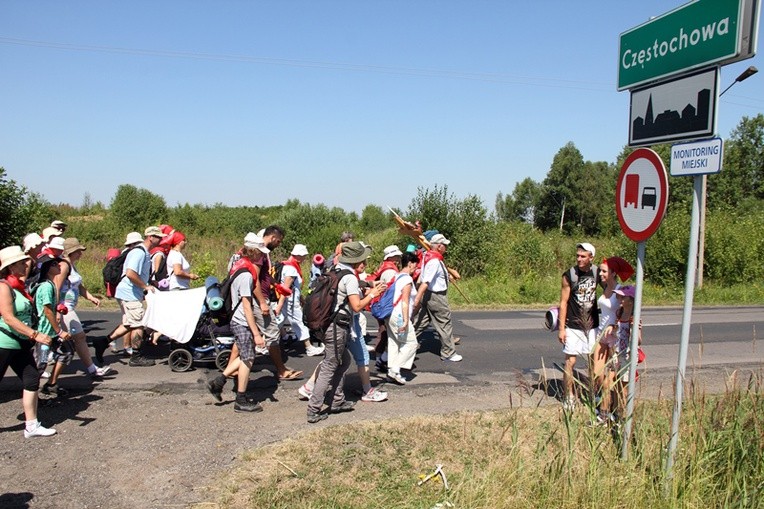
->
xmin=345 ymin=314 xmax=369 ymax=367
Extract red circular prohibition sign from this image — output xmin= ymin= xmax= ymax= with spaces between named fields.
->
xmin=615 ymin=148 xmax=669 ymax=242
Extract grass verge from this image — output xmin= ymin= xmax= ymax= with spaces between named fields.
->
xmin=197 ymin=372 xmax=763 ymax=509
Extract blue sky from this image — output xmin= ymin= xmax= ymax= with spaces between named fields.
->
xmin=1 ymin=1 xmax=761 ymax=214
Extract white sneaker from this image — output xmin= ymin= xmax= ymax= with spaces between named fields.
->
xmin=361 ymin=387 xmax=388 ymax=402
xmin=386 ymin=371 xmax=406 ymax=385
xmin=95 ymin=365 xmax=112 ymax=377
xmin=305 ymin=345 xmax=325 ymax=357
xmin=297 ymin=384 xmax=312 ymax=400
xmin=40 ymin=371 xmax=50 ymax=379
xmin=255 ymin=346 xmax=269 ymax=356
xmin=441 ymin=353 xmax=463 ymax=362
xmin=562 ymin=396 xmax=577 ymax=412
xmin=24 ymin=423 xmax=57 ymax=438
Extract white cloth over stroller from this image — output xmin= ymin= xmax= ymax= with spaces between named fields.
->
xmin=142 ymin=287 xmax=207 ymax=344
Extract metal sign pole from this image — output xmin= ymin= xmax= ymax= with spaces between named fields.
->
xmin=664 ymin=175 xmax=702 ymax=487
xmin=621 ymin=241 xmax=645 ymax=460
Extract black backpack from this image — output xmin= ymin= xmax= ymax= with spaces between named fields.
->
xmin=210 ymin=268 xmax=250 ymax=326
xmin=102 ymin=246 xmax=143 ymax=290
xmin=303 ymin=267 xmax=352 ymax=340
xmin=150 ymin=252 xmax=169 ymax=288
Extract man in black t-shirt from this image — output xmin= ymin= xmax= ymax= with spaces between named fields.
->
xmin=557 ymin=242 xmax=599 ymax=410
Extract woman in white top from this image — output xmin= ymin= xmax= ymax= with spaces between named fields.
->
xmin=166 ymin=232 xmax=198 ymax=290
xmin=53 ymin=238 xmax=110 ymax=378
xmin=384 ymin=251 xmax=420 ymax=385
xmin=593 ymin=256 xmax=633 ymax=413
xmin=274 ymin=244 xmax=325 ymax=357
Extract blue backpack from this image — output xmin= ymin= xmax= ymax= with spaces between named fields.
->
xmin=370 ymin=276 xmax=403 ymax=320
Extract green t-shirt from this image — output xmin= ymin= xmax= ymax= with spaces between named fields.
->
xmin=34 ymin=280 xmax=57 ymax=337
xmin=0 ymin=287 xmax=34 ymax=350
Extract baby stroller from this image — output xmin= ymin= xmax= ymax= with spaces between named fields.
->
xmin=167 ymin=310 xmax=234 ymax=372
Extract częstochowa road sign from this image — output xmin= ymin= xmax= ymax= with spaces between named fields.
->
xmin=618 ymin=0 xmax=742 ymax=90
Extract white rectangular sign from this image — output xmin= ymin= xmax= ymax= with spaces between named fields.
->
xmin=629 ymin=67 xmax=719 ymax=147
xmin=670 ymin=137 xmax=723 ymax=176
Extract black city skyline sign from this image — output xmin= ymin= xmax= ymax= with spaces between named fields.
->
xmin=632 ymin=88 xmax=711 ymax=142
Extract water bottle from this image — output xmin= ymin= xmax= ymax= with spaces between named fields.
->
xmin=395 ymin=313 xmax=404 ymax=338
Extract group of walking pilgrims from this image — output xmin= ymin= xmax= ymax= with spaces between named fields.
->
xmin=1 ymin=218 xmax=639 ymax=435
xmin=0 ymin=221 xmax=465 ymax=434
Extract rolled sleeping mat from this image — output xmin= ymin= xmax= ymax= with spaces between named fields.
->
xmin=544 ymin=306 xmax=559 ymax=331
xmin=205 ymin=276 xmax=224 ymax=311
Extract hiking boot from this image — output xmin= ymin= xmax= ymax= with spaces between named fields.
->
xmin=234 ymin=393 xmax=263 ymax=413
xmin=24 ymin=422 xmax=56 ymax=438
xmin=361 ymin=387 xmax=388 ymax=402
xmin=307 ymin=411 xmax=328 ymax=424
xmin=206 ymin=375 xmax=226 ymax=402
xmin=128 ymin=354 xmax=155 ymax=367
xmin=41 ymin=383 xmax=68 ymax=397
xmin=329 ymin=400 xmax=356 ymax=413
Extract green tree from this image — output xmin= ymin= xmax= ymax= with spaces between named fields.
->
xmin=358 ymin=204 xmax=389 ymax=233
xmin=709 ymin=114 xmax=764 ymax=211
xmin=0 ymin=168 xmax=53 ymax=246
xmin=407 ymin=185 xmax=493 ymax=277
xmin=535 ymin=143 xmax=617 ymax=236
xmin=496 ymin=177 xmax=541 ymax=223
xmin=109 ymin=184 xmax=168 ymax=232
xmin=275 ymin=202 xmax=357 ymax=260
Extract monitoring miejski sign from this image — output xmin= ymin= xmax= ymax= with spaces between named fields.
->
xmin=618 ymin=0 xmax=743 ymax=90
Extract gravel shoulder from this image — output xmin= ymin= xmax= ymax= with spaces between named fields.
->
xmin=1 ymin=350 xmax=756 ymax=509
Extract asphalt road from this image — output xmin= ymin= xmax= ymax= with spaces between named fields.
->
xmin=65 ymin=305 xmax=764 ymax=391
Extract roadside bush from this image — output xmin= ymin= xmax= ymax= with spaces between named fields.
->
xmin=0 ymin=168 xmax=54 ymax=246
xmin=407 ymin=186 xmax=493 ymax=277
xmin=109 ymin=184 xmax=168 ymax=231
xmin=643 ymin=210 xmax=690 ymax=287
xmin=273 ymin=202 xmax=358 ymax=260
xmin=704 ymin=210 xmax=764 ymax=284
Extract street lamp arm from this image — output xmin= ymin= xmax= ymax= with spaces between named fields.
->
xmin=720 ymin=66 xmax=758 ymax=97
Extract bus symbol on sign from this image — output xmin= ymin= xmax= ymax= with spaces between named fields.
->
xmin=616 ymin=148 xmax=669 ymax=242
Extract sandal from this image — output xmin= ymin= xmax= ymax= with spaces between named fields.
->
xmin=278 ymin=369 xmax=304 ymax=381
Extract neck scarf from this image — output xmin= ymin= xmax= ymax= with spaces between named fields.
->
xmin=6 ymin=274 xmax=33 ymax=302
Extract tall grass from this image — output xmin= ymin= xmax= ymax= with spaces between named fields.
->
xmin=198 ymin=373 xmax=763 ymax=509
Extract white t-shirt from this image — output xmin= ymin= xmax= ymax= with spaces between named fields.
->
xmin=391 ymin=273 xmax=417 ymax=319
xmin=167 ymin=249 xmax=191 ymax=290
xmin=420 ymin=257 xmax=448 ymax=292
xmin=281 ymin=263 xmax=303 ymax=301
xmin=597 ymin=284 xmax=621 ymax=335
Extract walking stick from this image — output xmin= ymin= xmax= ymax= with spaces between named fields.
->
xmin=387 ymin=207 xmax=469 ymax=303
